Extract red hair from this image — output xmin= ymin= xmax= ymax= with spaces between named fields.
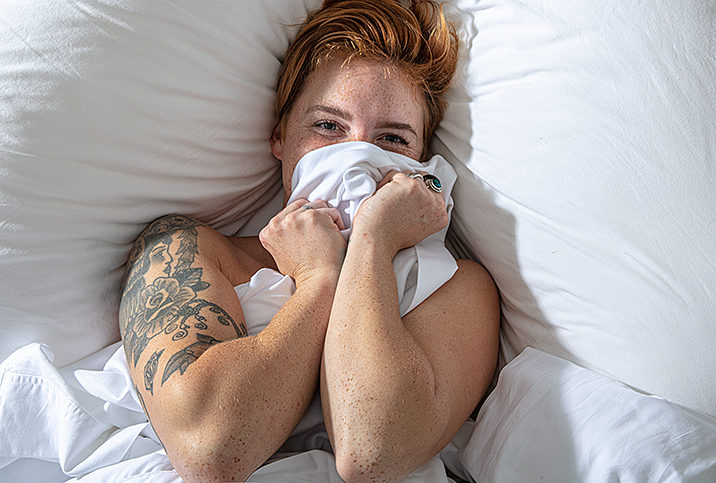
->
xmin=275 ymin=0 xmax=459 ymax=158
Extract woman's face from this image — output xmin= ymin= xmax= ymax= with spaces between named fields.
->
xmin=271 ymin=58 xmax=425 ymax=200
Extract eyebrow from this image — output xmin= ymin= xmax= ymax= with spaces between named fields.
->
xmin=306 ymin=105 xmax=419 ymax=139
xmin=377 ymin=121 xmax=419 ymax=139
xmin=305 ymin=105 xmax=352 ymax=121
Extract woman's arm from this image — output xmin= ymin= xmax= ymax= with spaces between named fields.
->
xmin=120 ymin=207 xmax=345 ymax=483
xmin=321 ymin=173 xmax=500 ymax=483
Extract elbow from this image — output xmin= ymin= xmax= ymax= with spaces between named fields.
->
xmin=166 ymin=430 xmax=260 ymax=483
xmin=146 ymin=391 xmax=263 ymax=482
xmin=335 ymin=451 xmax=388 ymax=483
xmin=334 ymin=443 xmax=425 ymax=483
xmin=331 ymin=413 xmax=448 ymax=483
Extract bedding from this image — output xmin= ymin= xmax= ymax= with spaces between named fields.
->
xmin=2 ymin=0 xmax=716 ymax=481
xmin=458 ymin=348 xmax=716 ymax=482
xmin=437 ymin=0 xmax=716 ymax=417
xmin=287 ymin=141 xmax=458 ymax=316
xmin=0 ymin=268 xmax=453 ymax=482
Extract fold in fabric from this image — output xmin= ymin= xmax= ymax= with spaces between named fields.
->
xmin=0 ymin=142 xmax=459 ymax=482
xmin=288 ymin=141 xmax=458 ymax=315
xmin=0 ymin=343 xmax=173 ymax=482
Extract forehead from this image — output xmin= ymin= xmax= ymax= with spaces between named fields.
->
xmin=295 ymin=58 xmax=425 ymax=122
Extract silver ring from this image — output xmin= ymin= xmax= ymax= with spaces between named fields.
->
xmin=423 ymin=174 xmax=443 ymax=193
xmin=408 ymin=172 xmax=425 ymax=182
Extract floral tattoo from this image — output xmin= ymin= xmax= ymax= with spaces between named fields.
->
xmin=120 ymin=215 xmax=246 ymax=390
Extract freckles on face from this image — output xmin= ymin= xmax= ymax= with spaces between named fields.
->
xmin=273 ymin=58 xmax=426 ymax=198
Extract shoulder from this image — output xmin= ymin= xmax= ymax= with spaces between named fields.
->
xmin=123 ymin=215 xmax=219 ymax=282
xmin=403 ymin=257 xmax=499 ymax=340
xmin=445 ymin=259 xmax=499 ymax=306
xmin=118 ymin=214 xmax=262 ymax=385
xmin=401 ymin=258 xmax=500 ymax=431
xmin=123 ymin=214 xmax=273 ymax=291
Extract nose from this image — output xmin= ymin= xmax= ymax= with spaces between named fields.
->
xmin=346 ymin=126 xmax=371 ymax=144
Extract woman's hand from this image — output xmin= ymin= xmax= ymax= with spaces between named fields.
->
xmin=259 ymin=198 xmax=347 ymax=286
xmin=353 ymin=170 xmax=448 ymax=256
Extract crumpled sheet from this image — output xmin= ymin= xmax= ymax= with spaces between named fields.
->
xmin=0 ymin=142 xmax=460 ymax=482
xmin=0 ymin=340 xmax=456 ymax=482
xmin=288 ymin=141 xmax=458 ymax=315
xmin=0 ymin=342 xmax=179 ymax=483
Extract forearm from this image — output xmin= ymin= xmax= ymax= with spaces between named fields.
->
xmin=147 ymin=274 xmax=336 ymax=483
xmin=322 ymin=236 xmax=448 ymax=482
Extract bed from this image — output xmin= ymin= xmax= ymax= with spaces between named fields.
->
xmin=1 ymin=0 xmax=715 ymax=481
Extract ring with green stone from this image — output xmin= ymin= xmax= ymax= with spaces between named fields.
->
xmin=423 ymin=174 xmax=443 ymax=193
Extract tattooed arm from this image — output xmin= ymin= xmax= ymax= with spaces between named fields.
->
xmin=120 ymin=209 xmax=344 ymax=483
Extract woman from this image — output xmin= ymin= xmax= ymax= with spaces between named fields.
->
xmin=118 ymin=1 xmax=500 ymax=482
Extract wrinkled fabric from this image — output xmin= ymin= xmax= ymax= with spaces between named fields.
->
xmin=288 ymin=141 xmax=458 ymax=315
xmin=0 ymin=342 xmax=177 ymax=482
xmin=0 ymin=266 xmax=457 ymax=482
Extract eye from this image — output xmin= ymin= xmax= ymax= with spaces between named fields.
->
xmin=315 ymin=120 xmax=341 ymax=132
xmin=381 ymin=133 xmax=408 ymax=145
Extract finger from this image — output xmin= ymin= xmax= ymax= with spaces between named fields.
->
xmin=404 ymin=171 xmax=446 ymax=200
xmin=290 ymin=199 xmax=344 ymax=230
xmin=423 ymin=174 xmax=444 ymax=196
xmin=376 ymin=170 xmax=402 ymax=190
xmin=405 ymin=171 xmax=426 ymax=183
xmin=285 ymin=198 xmax=331 ymax=214
xmin=324 ymin=207 xmax=346 ymax=231
xmin=303 ymin=201 xmax=345 ymax=231
xmin=284 ymin=198 xmax=310 ymax=213
xmin=307 ymin=199 xmax=329 ymax=209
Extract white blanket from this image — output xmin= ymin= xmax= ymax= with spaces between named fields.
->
xmin=0 ymin=270 xmax=455 ymax=482
xmin=5 ymin=303 xmax=716 ymax=482
xmin=288 ymin=141 xmax=458 ymax=316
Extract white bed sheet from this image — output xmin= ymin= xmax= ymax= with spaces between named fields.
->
xmin=0 ymin=267 xmax=457 ymax=483
xmin=287 ymin=141 xmax=458 ymax=316
xmin=6 ymin=339 xmax=716 ymax=482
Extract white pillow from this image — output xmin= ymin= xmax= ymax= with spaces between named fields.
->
xmin=0 ymin=0 xmax=320 ymax=366
xmin=458 ymin=348 xmax=716 ymax=482
xmin=435 ymin=0 xmax=716 ymax=416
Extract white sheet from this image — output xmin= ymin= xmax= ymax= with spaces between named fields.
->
xmin=0 ymin=268 xmax=456 ymax=482
xmin=6 ymin=340 xmax=716 ymax=482
xmin=288 ymin=141 xmax=458 ymax=315
xmin=0 ymin=342 xmax=177 ymax=483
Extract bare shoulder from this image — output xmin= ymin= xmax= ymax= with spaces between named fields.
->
xmin=118 ymin=214 xmax=267 ymax=413
xmin=450 ymin=259 xmax=499 ymax=302
xmin=402 ymin=256 xmax=500 ymax=353
xmin=405 ymin=258 xmax=499 ymax=329
xmin=400 ymin=257 xmax=500 ymax=451
xmin=402 ymin=257 xmax=500 ymax=384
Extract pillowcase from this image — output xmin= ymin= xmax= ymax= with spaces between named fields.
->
xmin=458 ymin=348 xmax=716 ymax=482
xmin=435 ymin=0 xmax=716 ymax=416
xmin=0 ymin=0 xmax=320 ymax=367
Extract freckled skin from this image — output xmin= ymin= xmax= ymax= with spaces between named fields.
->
xmin=269 ymin=59 xmax=499 ymax=483
xmin=271 ymin=58 xmax=425 ymax=202
xmin=121 ymin=55 xmax=499 ymax=483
